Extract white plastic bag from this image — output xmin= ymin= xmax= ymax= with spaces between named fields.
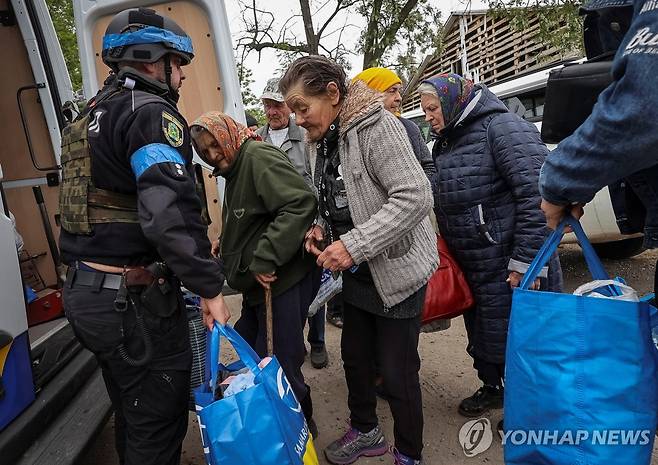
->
xmin=573 ymin=279 xmax=639 ymax=302
xmin=308 ymin=269 xmax=342 ymax=317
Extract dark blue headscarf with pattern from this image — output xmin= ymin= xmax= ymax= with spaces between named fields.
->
xmin=423 ymin=73 xmax=475 ymax=128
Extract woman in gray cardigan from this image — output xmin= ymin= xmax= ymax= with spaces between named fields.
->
xmin=280 ymin=56 xmax=438 ymax=465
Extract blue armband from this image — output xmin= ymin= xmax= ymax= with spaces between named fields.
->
xmin=130 ymin=143 xmax=185 ymax=180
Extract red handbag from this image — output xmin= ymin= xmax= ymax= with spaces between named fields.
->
xmin=422 ymin=234 xmax=474 ymax=324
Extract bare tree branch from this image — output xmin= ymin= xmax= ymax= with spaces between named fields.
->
xmin=321 ymin=23 xmax=361 ymax=40
xmin=317 ymin=0 xmax=358 ymax=40
xmin=236 ymin=0 xmax=439 ymax=80
xmin=299 ymin=0 xmax=318 ymax=54
xmin=249 ymin=41 xmax=310 ymax=54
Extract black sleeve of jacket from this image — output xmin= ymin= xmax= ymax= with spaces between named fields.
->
xmin=127 ymin=104 xmax=224 ymax=298
xmin=488 ymin=113 xmax=550 ymax=270
xmin=399 ymin=117 xmax=437 ymax=182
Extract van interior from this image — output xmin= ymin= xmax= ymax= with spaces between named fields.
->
xmin=0 ymin=0 xmax=64 ymax=342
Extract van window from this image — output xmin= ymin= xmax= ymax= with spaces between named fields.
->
xmin=503 ymin=89 xmax=546 ymax=123
xmin=408 ymin=116 xmax=432 ymax=143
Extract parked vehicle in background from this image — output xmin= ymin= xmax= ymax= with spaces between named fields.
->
xmin=0 ymin=1 xmax=242 ymax=464
xmin=402 ymin=61 xmax=645 ymax=259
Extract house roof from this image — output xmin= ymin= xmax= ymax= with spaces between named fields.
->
xmin=403 ymin=10 xmax=489 ymax=95
xmin=442 ymin=9 xmax=489 ymax=35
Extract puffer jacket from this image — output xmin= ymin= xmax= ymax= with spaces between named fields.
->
xmin=432 ymin=85 xmax=563 ymax=363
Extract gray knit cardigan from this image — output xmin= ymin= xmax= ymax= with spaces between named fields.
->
xmin=337 ymin=81 xmax=439 ymax=307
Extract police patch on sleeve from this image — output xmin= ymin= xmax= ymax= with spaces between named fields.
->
xmin=162 ymin=111 xmax=184 ymax=147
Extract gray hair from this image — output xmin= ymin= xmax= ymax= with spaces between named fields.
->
xmin=279 ymin=55 xmax=348 ymax=102
xmin=417 ymin=82 xmax=438 ymax=98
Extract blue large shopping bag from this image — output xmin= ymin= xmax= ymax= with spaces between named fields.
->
xmin=194 ymin=324 xmax=319 ymax=465
xmin=504 ymin=216 xmax=658 ymax=465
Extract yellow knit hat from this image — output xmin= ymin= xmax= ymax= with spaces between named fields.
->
xmin=352 ymin=67 xmax=402 ymax=93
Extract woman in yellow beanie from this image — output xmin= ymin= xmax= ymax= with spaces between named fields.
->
xmin=353 ymin=68 xmax=436 ymax=181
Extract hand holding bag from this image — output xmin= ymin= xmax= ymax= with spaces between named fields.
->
xmin=422 ymin=234 xmax=474 ymax=325
xmin=504 ymin=216 xmax=658 ymax=465
xmin=194 ymin=324 xmax=319 ymax=465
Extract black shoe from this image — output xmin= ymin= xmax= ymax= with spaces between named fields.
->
xmin=326 ymin=312 xmax=343 ymax=328
xmin=310 ymin=344 xmax=328 ymax=369
xmin=307 ymin=417 xmax=319 ymax=439
xmin=458 ymin=385 xmax=504 ymax=418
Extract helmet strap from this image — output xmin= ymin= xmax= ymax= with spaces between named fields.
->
xmin=163 ymin=54 xmax=180 ymax=104
xmin=116 ymin=66 xmax=169 ymax=98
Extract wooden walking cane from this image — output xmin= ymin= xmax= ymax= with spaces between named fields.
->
xmin=265 ymin=287 xmax=274 ymax=356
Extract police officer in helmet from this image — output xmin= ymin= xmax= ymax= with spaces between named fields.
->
xmin=59 ymin=8 xmax=228 ymax=465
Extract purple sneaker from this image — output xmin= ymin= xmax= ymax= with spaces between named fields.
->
xmin=391 ymin=447 xmax=423 ymax=465
xmin=324 ymin=425 xmax=388 ymax=464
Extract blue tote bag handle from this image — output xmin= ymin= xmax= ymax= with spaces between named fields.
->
xmin=209 ymin=323 xmax=263 ymax=388
xmin=520 ymin=215 xmax=609 ymax=290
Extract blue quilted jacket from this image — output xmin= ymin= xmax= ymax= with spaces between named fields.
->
xmin=432 ymin=85 xmax=563 ymax=363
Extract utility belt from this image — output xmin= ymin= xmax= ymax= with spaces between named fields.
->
xmin=66 ymin=261 xmax=182 ymax=366
xmin=66 ymin=265 xmax=154 ymax=290
xmin=66 ymin=262 xmax=179 ymax=317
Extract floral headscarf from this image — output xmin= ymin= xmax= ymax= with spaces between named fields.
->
xmin=190 ymin=111 xmax=260 ymax=162
xmin=422 ymin=73 xmax=475 ymax=127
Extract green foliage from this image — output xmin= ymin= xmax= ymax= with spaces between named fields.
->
xmin=237 ymin=62 xmax=260 ymax=108
xmin=247 ymin=107 xmax=268 ymax=127
xmin=488 ymin=0 xmax=584 ymax=55
xmin=358 ymin=0 xmax=442 ymax=83
xmin=236 ymin=61 xmax=267 ymax=126
xmin=46 ymin=0 xmax=82 ymax=91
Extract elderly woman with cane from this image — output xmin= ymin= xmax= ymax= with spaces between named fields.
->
xmin=189 ymin=111 xmax=320 ymax=438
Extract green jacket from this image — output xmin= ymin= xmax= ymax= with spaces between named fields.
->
xmin=220 ymin=139 xmax=318 ymax=304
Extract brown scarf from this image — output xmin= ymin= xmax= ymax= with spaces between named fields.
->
xmin=191 ymin=111 xmax=261 ymax=163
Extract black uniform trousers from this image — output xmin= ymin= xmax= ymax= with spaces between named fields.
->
xmin=234 ymin=271 xmax=319 ymax=422
xmin=341 ymin=302 xmax=424 ymax=460
xmin=63 ymin=279 xmax=191 ymax=465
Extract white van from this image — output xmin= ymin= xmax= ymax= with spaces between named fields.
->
xmin=402 ymin=62 xmax=645 ymax=259
xmin=0 ymin=1 xmax=242 ymax=463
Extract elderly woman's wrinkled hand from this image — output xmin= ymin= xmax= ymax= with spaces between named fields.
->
xmin=507 ymin=271 xmax=540 ymax=290
xmin=254 ymin=272 xmax=277 ymax=289
xmin=317 ymin=240 xmax=354 ymax=272
xmin=304 ymin=225 xmax=325 ymax=256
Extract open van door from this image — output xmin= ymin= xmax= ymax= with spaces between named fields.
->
xmin=0 ymin=1 xmax=244 ymax=464
xmin=0 ymin=0 xmax=74 ymax=434
xmin=0 ymin=1 xmax=111 ymax=464
xmin=73 ymin=0 xmax=245 ymax=241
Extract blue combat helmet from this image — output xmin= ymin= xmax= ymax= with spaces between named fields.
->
xmin=102 ymin=7 xmax=194 ymax=69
